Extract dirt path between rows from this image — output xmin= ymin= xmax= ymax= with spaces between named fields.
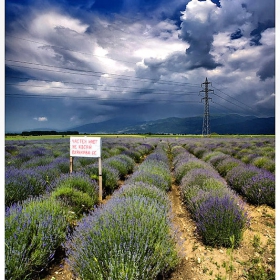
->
xmin=167 ymin=182 xmax=275 ymax=280
xmin=38 ymin=182 xmax=275 ymax=280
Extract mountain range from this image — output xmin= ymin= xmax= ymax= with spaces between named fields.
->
xmin=68 ymin=114 xmax=275 ymax=135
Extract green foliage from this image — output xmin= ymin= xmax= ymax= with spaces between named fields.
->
xmin=105 ymin=154 xmax=135 ymax=178
xmin=252 ymin=156 xmax=275 ymax=173
xmin=193 ymin=147 xmax=207 ymax=158
xmin=202 ymin=151 xmax=223 ymax=162
xmin=66 ymin=196 xmax=179 ymax=280
xmin=216 ymin=158 xmax=241 ymax=177
xmin=139 ymin=160 xmax=172 ymax=188
xmin=5 ymin=197 xmax=68 ymax=280
xmin=50 ymin=173 xmax=99 ymax=216
xmin=175 ymin=161 xmax=208 ymax=184
xmin=109 ymin=147 xmax=122 ymax=156
xmin=246 ymin=262 xmax=275 ymax=280
xmin=51 ymin=186 xmax=97 ymax=217
xmin=115 ymin=182 xmax=170 ymax=209
xmin=51 ymin=172 xmax=98 ymax=198
xmin=82 ymin=163 xmax=119 ymax=194
xmin=77 ymin=157 xmax=97 ymax=167
xmin=195 ymin=194 xmax=248 ymax=248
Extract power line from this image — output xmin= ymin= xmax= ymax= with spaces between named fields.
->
xmin=6 ymin=34 xmax=136 ymax=65
xmin=212 ymin=85 xmax=254 ymax=110
xmin=6 ymin=33 xmax=193 ymax=79
xmin=211 ymin=100 xmax=237 ymax=113
xmin=6 ymin=59 xmax=199 ymax=87
xmin=5 ymin=60 xmax=254 ymax=114
xmin=212 ymin=92 xmax=252 ymax=111
xmin=5 ymin=92 xmax=201 ymax=104
xmin=5 ymin=76 xmax=199 ymax=95
xmin=5 ymin=62 xmax=254 ymax=114
xmin=5 ymin=83 xmax=198 ymax=97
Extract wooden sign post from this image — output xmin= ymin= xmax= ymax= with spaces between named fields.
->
xmin=70 ymin=137 xmax=102 ymax=202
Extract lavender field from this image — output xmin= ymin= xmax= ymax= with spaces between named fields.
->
xmin=5 ymin=136 xmax=275 ymax=280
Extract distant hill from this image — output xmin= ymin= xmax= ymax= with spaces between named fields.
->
xmin=68 ymin=114 xmax=275 ymax=135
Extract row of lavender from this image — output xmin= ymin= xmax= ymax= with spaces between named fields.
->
xmin=168 ymin=137 xmax=275 ymax=208
xmin=5 ymin=138 xmax=155 ymax=206
xmin=5 ymin=138 xmax=157 ymax=279
xmin=171 ymin=144 xmax=249 ymax=247
xmin=184 ymin=140 xmax=275 ymax=208
xmin=185 ymin=137 xmax=275 ymax=174
xmin=65 ymin=142 xmax=179 ymax=279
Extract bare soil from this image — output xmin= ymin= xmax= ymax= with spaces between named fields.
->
xmin=167 ymin=183 xmax=275 ymax=280
xmin=38 ymin=183 xmax=275 ymax=280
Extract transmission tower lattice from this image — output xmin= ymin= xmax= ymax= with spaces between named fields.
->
xmin=200 ymin=77 xmax=214 ymax=137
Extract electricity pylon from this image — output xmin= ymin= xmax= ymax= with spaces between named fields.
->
xmin=200 ymin=77 xmax=214 ymax=137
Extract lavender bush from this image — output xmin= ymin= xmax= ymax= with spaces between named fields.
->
xmin=122 ymin=149 xmax=142 ymax=162
xmin=105 ymin=154 xmax=135 ymax=179
xmin=77 ymin=157 xmax=97 ymax=167
xmin=242 ymin=171 xmax=275 ymax=207
xmin=171 ymin=146 xmax=186 ymax=158
xmin=52 ymin=157 xmax=72 ymax=173
xmin=172 ymin=151 xmax=193 ymax=169
xmin=180 ymin=168 xmax=227 ymax=216
xmin=5 ymin=144 xmax=19 ymax=156
xmin=181 ymin=168 xmax=225 ymax=189
xmin=20 ymin=155 xmax=55 ymax=169
xmin=174 ymin=159 xmax=211 ymax=184
xmin=127 ymin=170 xmax=170 ymax=192
xmin=226 ymin=165 xmax=260 ymax=193
xmin=202 ymin=151 xmax=225 ymax=162
xmin=50 ymin=172 xmax=99 ymax=216
xmin=240 ymin=153 xmax=258 ymax=164
xmin=226 ymin=165 xmax=275 ymax=207
xmin=192 ymin=147 xmax=208 ymax=159
xmin=207 ymin=153 xmax=230 ymax=168
xmin=135 ymin=143 xmax=154 ymax=156
xmin=145 ymin=152 xmax=169 ymax=164
xmin=65 ymin=196 xmax=179 ymax=280
xmin=195 ymin=194 xmax=248 ymax=247
xmin=5 ymin=197 xmax=68 ymax=280
xmin=216 ymin=157 xmax=242 ymax=177
xmin=82 ymin=163 xmax=120 ymax=195
xmin=139 ymin=160 xmax=171 ymax=186
xmin=251 ymin=156 xmax=275 ymax=173
xmin=5 ymin=166 xmax=47 ymax=206
xmin=115 ymin=182 xmax=170 ymax=208
xmin=34 ymin=163 xmax=63 ymax=184
xmin=172 ymin=145 xmax=249 ymax=248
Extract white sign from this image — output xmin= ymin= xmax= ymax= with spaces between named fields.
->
xmin=70 ymin=137 xmax=102 ymax=158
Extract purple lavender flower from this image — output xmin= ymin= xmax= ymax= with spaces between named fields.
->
xmin=242 ymin=171 xmax=275 ymax=207
xmin=216 ymin=157 xmax=243 ymax=177
xmin=195 ymin=194 xmax=249 ymax=247
xmin=127 ymin=170 xmax=170 ymax=192
xmin=226 ymin=164 xmax=260 ymax=193
xmin=65 ymin=195 xmax=178 ymax=279
xmin=5 ymin=197 xmax=68 ymax=279
xmin=5 ymin=166 xmax=47 ymax=206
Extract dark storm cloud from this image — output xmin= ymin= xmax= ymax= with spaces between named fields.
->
xmin=4 ymin=0 xmax=276 ymax=132
xmin=178 ymin=0 xmax=251 ymax=71
xmin=230 ymin=29 xmax=243 ymax=40
xmin=250 ymin=21 xmax=275 ymax=46
xmin=179 ymin=20 xmax=221 ymax=70
xmin=257 ymin=58 xmax=275 ymax=81
xmin=254 ymin=93 xmax=275 ymax=116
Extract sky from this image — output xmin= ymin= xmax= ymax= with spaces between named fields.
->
xmin=4 ymin=0 xmax=277 ymax=132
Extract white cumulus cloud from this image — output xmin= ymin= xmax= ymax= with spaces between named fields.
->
xmin=34 ymin=117 xmax=48 ymax=122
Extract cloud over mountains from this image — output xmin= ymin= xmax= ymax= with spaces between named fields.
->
xmin=5 ymin=0 xmax=275 ymax=132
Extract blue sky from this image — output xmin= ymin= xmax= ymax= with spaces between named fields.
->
xmin=4 ymin=0 xmax=277 ymax=132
